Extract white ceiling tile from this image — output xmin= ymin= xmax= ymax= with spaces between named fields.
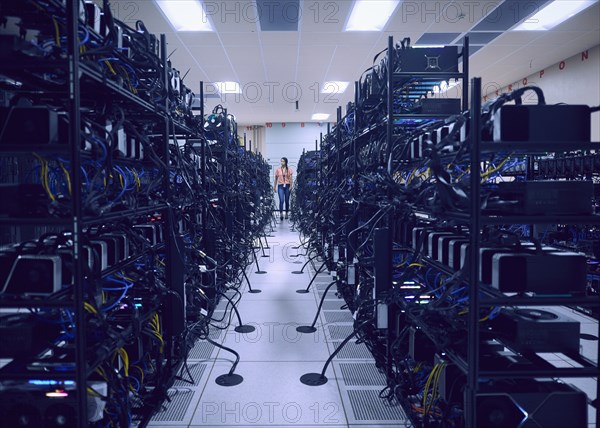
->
xmin=227 ymin=44 xmax=262 ymax=60
xmin=326 ymin=45 xmax=378 ymax=81
xmin=259 ymin=32 xmax=300 ymax=46
xmin=550 ymin=2 xmax=600 ymax=32
xmin=200 ymin=65 xmax=237 ymax=82
xmin=386 ymin=0 xmax=497 ymax=34
xmin=299 ymin=0 xmax=353 ymax=32
xmin=492 ymin=32 xmax=544 ymax=46
xmin=300 ymin=31 xmax=381 ymax=47
xmin=219 ymin=31 xmax=260 ymax=46
xmin=296 ymin=45 xmax=337 ymax=83
xmin=176 ymin=32 xmax=222 ymax=47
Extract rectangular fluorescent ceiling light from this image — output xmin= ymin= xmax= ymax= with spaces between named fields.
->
xmin=214 ymin=82 xmax=241 ymax=94
xmin=344 ymin=0 xmax=400 ymax=31
xmin=512 ymin=0 xmax=596 ymax=31
xmin=156 ymin=0 xmax=214 ymax=31
xmin=322 ymin=81 xmax=350 ymax=94
xmin=312 ymin=113 xmax=330 ymax=121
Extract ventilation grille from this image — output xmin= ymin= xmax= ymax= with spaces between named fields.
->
xmin=330 ymin=340 xmax=373 ymax=360
xmin=323 ymin=311 xmax=354 ymax=323
xmin=322 ymin=300 xmax=347 ymax=311
xmin=319 ymin=290 xmax=340 ymax=300
xmin=328 ymin=324 xmax=355 ymax=340
xmin=188 ymin=342 xmax=215 ymax=360
xmin=316 ymin=282 xmax=334 ymax=291
xmin=173 ymin=363 xmax=207 ymax=387
xmin=208 ymin=329 xmax=222 ymax=341
xmin=339 ymin=363 xmax=387 ymax=386
xmin=150 ymin=389 xmax=195 ymax=422
xmin=347 ymin=389 xmax=408 ymax=422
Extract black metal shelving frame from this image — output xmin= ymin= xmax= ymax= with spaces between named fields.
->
xmin=289 ymin=25 xmax=599 ymax=425
xmin=315 ymin=35 xmax=470 ymax=428
xmin=396 ymin=79 xmax=599 ymax=427
xmin=0 ymin=1 xmax=88 ymax=420
xmin=386 ymin=36 xmax=469 ymax=427
xmin=457 ymin=77 xmax=600 ymax=428
xmin=0 ymin=2 xmax=193 ymax=426
xmin=2 ymin=3 xmax=273 ymax=425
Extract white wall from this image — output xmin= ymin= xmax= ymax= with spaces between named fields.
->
xmin=249 ymin=122 xmax=329 ymax=209
xmin=263 ymin=122 xmax=331 ymax=173
xmin=238 ymin=125 xmax=266 ymax=154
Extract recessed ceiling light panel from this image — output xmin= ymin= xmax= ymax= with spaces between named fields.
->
xmin=344 ymin=0 xmax=400 ymax=31
xmin=214 ymin=82 xmax=242 ymax=94
xmin=156 ymin=0 xmax=214 ymax=32
xmin=512 ymin=0 xmax=596 ymax=31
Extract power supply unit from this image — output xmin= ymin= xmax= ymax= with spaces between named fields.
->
xmin=476 ymin=379 xmax=587 ymax=428
xmin=490 ymin=308 xmax=580 ymax=354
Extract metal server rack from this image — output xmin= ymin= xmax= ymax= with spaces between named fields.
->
xmin=461 ymin=77 xmax=600 ymax=428
xmin=0 ymin=2 xmax=191 ymax=425
xmin=385 ymin=35 xmax=469 ymax=165
xmin=384 ymin=40 xmax=469 ymax=401
xmin=0 ymin=1 xmax=89 ymax=422
xmin=296 ymin=34 xmax=470 ymax=424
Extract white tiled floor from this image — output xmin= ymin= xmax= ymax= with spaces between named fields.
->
xmin=147 ymin=220 xmax=598 ymax=427
xmin=149 ymin=218 xmax=400 ymax=427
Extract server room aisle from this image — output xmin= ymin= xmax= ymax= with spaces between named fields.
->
xmin=147 ymin=219 xmax=412 ymax=428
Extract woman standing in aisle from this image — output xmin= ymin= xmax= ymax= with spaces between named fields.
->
xmin=273 ymin=157 xmax=293 ymax=220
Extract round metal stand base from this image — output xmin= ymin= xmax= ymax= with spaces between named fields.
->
xmin=234 ymin=325 xmax=256 ymax=334
xmin=300 ymin=373 xmax=327 ymax=386
xmin=216 ymin=373 xmax=243 ymax=386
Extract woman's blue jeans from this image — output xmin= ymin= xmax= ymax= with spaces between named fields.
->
xmin=277 ymin=184 xmax=290 ymax=213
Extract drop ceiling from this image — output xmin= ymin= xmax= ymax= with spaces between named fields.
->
xmin=109 ymin=0 xmax=600 ymax=125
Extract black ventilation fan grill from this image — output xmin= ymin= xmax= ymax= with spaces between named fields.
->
xmin=477 ymin=395 xmax=525 ymax=428
xmin=44 ymin=403 xmax=76 ymax=428
xmin=514 ymin=309 xmax=558 ymax=321
xmin=7 ymin=403 xmax=42 ymax=427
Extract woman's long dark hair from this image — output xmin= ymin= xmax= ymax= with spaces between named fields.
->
xmin=281 ymin=157 xmax=289 ymax=176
